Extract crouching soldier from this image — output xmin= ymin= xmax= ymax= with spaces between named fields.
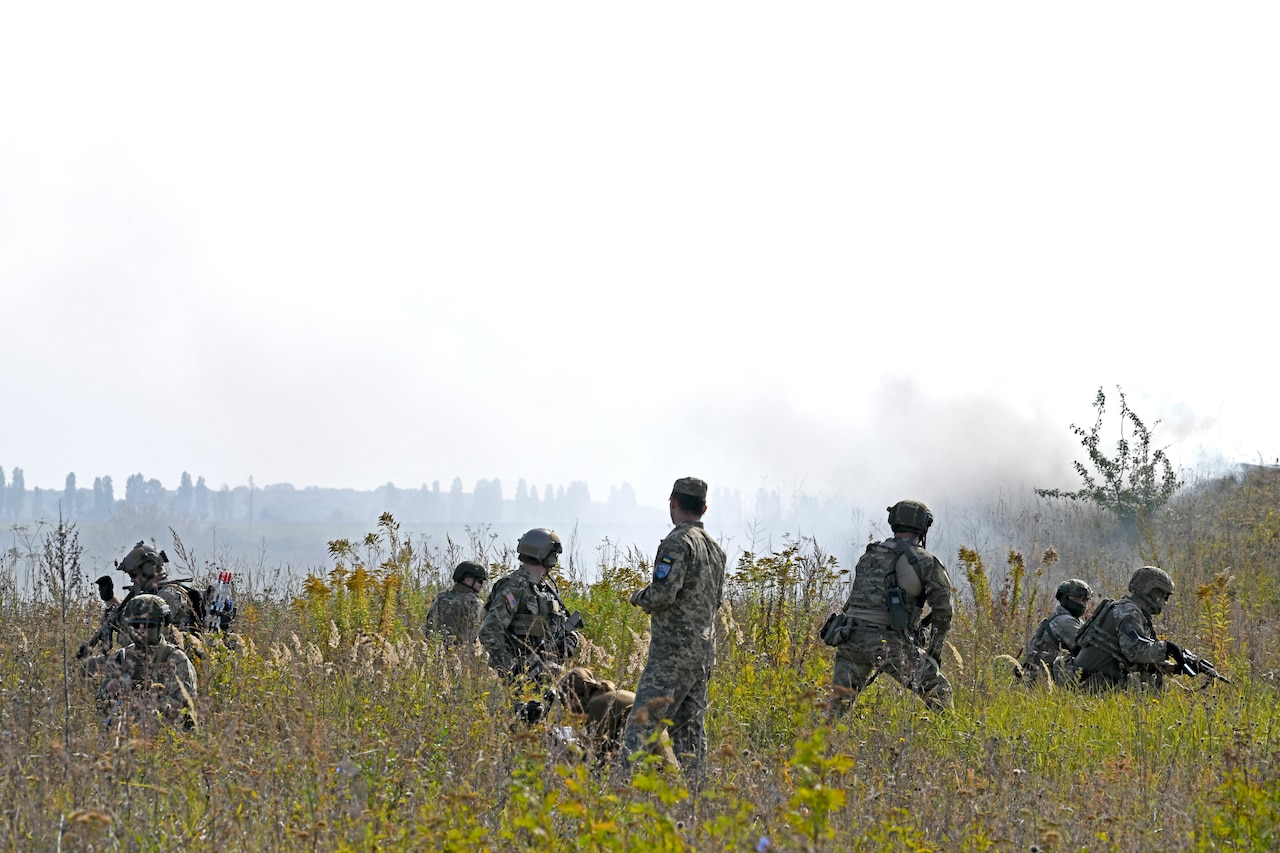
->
xmin=558 ymin=667 xmax=634 ymax=760
xmin=1019 ymin=578 xmax=1092 ymax=684
xmin=829 ymin=500 xmax=954 ymax=714
xmin=94 ymin=594 xmax=199 ymax=731
xmin=1069 ymin=566 xmax=1181 ymax=691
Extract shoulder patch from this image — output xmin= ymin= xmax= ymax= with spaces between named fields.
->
xmin=504 ymin=591 xmax=517 ymax=610
xmin=655 ymin=554 xmax=675 ymax=580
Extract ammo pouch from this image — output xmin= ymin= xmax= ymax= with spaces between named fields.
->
xmin=820 ymin=613 xmax=856 ymax=647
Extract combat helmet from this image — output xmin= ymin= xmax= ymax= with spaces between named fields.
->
xmin=887 ymin=500 xmax=934 ymax=546
xmin=121 ymin=593 xmax=171 ymax=646
xmin=1055 ymin=578 xmax=1093 ymax=618
xmin=517 ymin=528 xmax=563 ymax=568
xmin=452 ymin=560 xmax=489 ymax=585
xmin=1128 ymin=566 xmax=1174 ymax=615
xmin=119 ymin=541 xmax=168 ymax=583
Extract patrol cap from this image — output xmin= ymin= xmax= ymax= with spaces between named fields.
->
xmin=671 ymin=477 xmax=709 ymax=502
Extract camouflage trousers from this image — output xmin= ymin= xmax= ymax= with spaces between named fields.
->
xmin=622 ymin=649 xmax=712 ymax=783
xmin=832 ymin=627 xmax=952 ymax=714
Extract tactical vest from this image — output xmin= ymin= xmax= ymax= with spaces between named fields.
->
xmin=156 ymin=585 xmax=198 ymax=630
xmin=488 ymin=578 xmax=561 ymax=640
xmin=842 ymin=539 xmax=927 ymax=628
xmin=1021 ymin=608 xmax=1077 ymax=672
xmin=112 ymin=643 xmax=176 ymax=683
xmin=1070 ymin=598 xmax=1147 ymax=682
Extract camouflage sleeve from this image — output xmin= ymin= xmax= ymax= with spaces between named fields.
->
xmin=1115 ymin=611 xmax=1167 ymax=666
xmin=1047 ymin=612 xmax=1084 ymax=648
xmin=924 ymin=556 xmax=953 ymax=639
xmin=479 ymin=582 xmax=517 ymax=671
xmin=634 ymin=534 xmax=689 ymax=613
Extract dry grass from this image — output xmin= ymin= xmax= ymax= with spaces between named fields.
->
xmin=1 ymin=472 xmax=1278 ymax=851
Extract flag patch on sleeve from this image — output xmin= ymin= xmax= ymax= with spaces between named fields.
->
xmin=655 ymin=554 xmax=675 ymax=580
xmin=505 ymin=591 xmax=517 ymax=610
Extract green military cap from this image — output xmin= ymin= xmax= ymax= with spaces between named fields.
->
xmin=671 ymin=477 xmax=709 ymax=501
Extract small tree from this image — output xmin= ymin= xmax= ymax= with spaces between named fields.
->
xmin=1036 ymin=386 xmax=1182 ymax=527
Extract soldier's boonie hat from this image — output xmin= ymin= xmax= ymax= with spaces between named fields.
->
xmin=671 ymin=477 xmax=709 ymax=501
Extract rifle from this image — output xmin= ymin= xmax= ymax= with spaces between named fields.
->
xmin=1129 ymin=629 xmax=1231 ymax=685
xmin=545 ymin=610 xmax=584 ymax=658
xmin=1171 ymin=647 xmax=1230 ymax=684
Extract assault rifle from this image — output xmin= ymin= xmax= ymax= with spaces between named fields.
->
xmin=1129 ymin=629 xmax=1231 ymax=685
xmin=1169 ymin=646 xmax=1230 ymax=684
xmin=546 ymin=610 xmax=584 ymax=658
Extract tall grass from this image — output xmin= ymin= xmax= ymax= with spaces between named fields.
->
xmin=1 ymin=471 xmax=1278 ymax=850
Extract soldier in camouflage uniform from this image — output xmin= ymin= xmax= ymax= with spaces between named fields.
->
xmin=480 ymin=528 xmax=581 ymax=680
xmin=1068 ymin=566 xmax=1182 ymax=691
xmin=425 ymin=560 xmax=488 ymax=645
xmin=93 ymin=594 xmax=199 ymax=731
xmin=76 ymin=575 xmax=123 ymax=659
xmin=623 ymin=477 xmax=727 ymax=783
xmin=829 ymin=500 xmax=953 ymax=714
xmin=118 ymin=542 xmax=202 ymax=642
xmin=1019 ymin=578 xmax=1093 ymax=684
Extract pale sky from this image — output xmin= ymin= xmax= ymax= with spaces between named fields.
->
xmin=2 ymin=3 xmax=1277 ymax=515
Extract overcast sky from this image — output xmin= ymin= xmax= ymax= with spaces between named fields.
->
xmin=2 ymin=3 xmax=1277 ymax=517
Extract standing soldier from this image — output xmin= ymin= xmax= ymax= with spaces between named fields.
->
xmin=480 ymin=529 xmax=582 ymax=721
xmin=828 ymin=500 xmax=954 ymax=714
xmin=1019 ymin=578 xmax=1093 ymax=684
xmin=623 ymin=477 xmax=727 ymax=785
xmin=1069 ymin=566 xmax=1182 ymax=690
xmin=425 ymin=560 xmax=488 ymax=645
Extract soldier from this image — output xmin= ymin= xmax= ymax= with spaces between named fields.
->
xmin=479 ymin=528 xmax=582 ymax=707
xmin=1069 ymin=566 xmax=1182 ymax=691
xmin=76 ymin=574 xmax=123 ymax=659
xmin=622 ymin=477 xmax=727 ymax=784
xmin=558 ymin=666 xmax=635 ymax=761
xmin=425 ymin=560 xmax=488 ymax=645
xmin=94 ymin=594 xmax=199 ymax=731
xmin=118 ymin=541 xmax=202 ymax=636
xmin=828 ymin=500 xmax=954 ymax=714
xmin=1019 ymin=578 xmax=1093 ymax=684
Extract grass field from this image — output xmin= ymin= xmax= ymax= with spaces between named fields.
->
xmin=2 ymin=474 xmax=1278 ymax=852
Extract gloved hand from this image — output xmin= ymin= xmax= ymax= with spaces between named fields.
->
xmin=1164 ymin=640 xmax=1186 ymax=666
xmin=555 ymin=631 xmax=581 ymax=658
xmin=926 ymin=640 xmax=946 ymax=668
xmin=75 ymin=644 xmax=89 ymax=660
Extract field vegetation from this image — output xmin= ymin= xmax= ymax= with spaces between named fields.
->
xmin=1 ymin=470 xmax=1279 ymax=851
